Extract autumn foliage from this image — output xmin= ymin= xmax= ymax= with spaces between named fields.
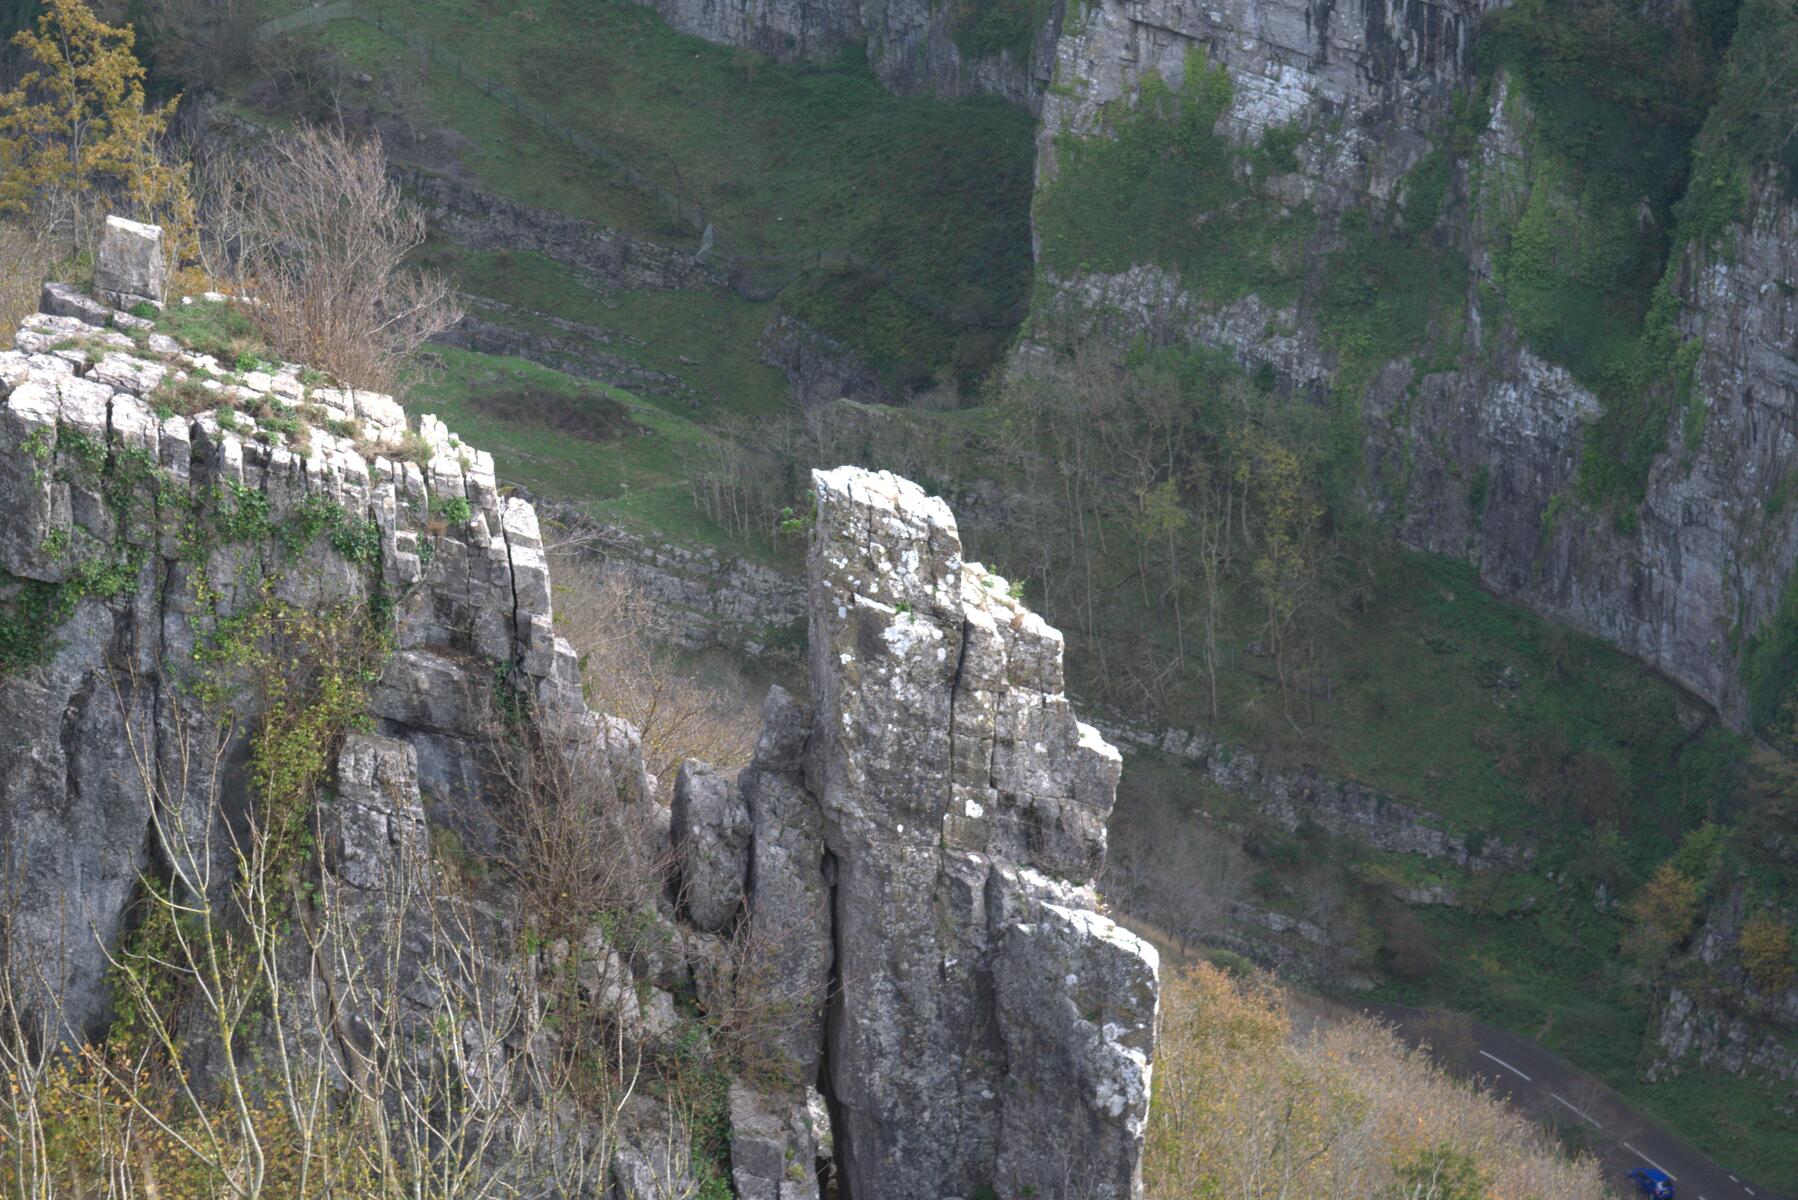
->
xmin=0 ymin=0 xmax=197 ymax=263
xmin=1145 ymin=961 xmax=1605 ymax=1199
xmin=1739 ymin=914 xmax=1797 ymax=995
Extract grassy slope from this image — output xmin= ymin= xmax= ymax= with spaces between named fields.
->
xmin=425 ymin=242 xmax=792 ymax=420
xmin=1085 ymin=546 xmax=1797 ymax=1180
xmin=301 ymin=0 xmax=1036 ymax=390
xmin=404 ymin=345 xmax=784 ymax=554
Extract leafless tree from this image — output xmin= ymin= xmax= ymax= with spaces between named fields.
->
xmin=206 ymin=126 xmax=460 ymax=392
xmin=0 ymin=653 xmax=671 ymax=1197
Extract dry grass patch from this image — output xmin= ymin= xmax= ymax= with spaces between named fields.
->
xmin=1148 ymin=961 xmax=1607 ymax=1199
xmin=547 ymin=554 xmax=761 ymax=796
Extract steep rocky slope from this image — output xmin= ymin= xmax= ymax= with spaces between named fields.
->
xmin=0 ymin=279 xmax=1156 ymax=1194
xmin=1029 ymin=0 xmax=1798 ymax=730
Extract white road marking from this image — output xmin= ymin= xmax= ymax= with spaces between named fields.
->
xmin=1729 ymin=1177 xmax=1739 ymax=1184
xmin=1744 ymin=1189 xmax=1754 ymax=1196
xmin=1623 ymin=1143 xmax=1676 ymax=1181
xmin=1550 ymin=1092 xmax=1600 ymax=1128
xmin=1478 ymin=1049 xmax=1532 ymax=1082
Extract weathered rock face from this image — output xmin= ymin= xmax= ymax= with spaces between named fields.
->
xmin=1646 ymin=884 xmax=1798 ymax=1104
xmin=804 ymin=466 xmax=1153 ymax=1200
xmin=676 ymin=467 xmax=1159 ymax=1198
xmin=728 ymin=1080 xmax=828 ymax=1200
xmin=738 ymin=684 xmax=832 ymax=1082
xmin=0 ymin=298 xmax=583 ymax=1037
xmin=0 ymin=291 xmax=706 ymax=1197
xmin=1036 ymin=0 xmax=1492 ymax=205
xmin=1029 ymin=1 xmax=1798 ymax=730
xmin=1368 ymin=116 xmax=1798 ymax=731
xmin=634 ymin=0 xmax=1063 ymax=106
xmin=672 ymin=758 xmax=752 ymax=930
xmin=92 ymin=215 xmax=168 ymax=309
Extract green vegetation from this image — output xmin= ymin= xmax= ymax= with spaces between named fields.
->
xmin=950 ymin=0 xmax=1051 ymax=62
xmin=154 ymin=298 xmax=265 ymax=363
xmin=404 ymin=346 xmax=760 ymax=551
xmin=1471 ymin=0 xmax=1769 ymax=515
xmin=427 ymin=245 xmax=790 ymax=419
xmin=1035 ymin=52 xmax=1312 ymax=309
xmin=0 ymin=423 xmax=172 ymax=676
xmin=296 ymin=1 xmax=1036 ymax=390
xmin=1742 ymin=573 xmax=1798 ymax=737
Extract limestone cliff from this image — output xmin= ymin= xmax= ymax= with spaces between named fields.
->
xmin=0 ymin=282 xmax=1155 ymax=1194
xmin=1029 ymin=0 xmax=1798 ymax=732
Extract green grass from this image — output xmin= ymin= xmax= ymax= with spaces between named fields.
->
xmin=306 ymin=0 xmax=1037 ymax=390
xmin=154 ymin=301 xmax=266 ymax=365
xmin=1628 ymin=1067 xmax=1798 ymax=1186
xmin=428 ymin=243 xmax=791 ymax=419
xmin=948 ymin=0 xmax=1054 ymax=62
xmin=405 ymin=346 xmax=757 ymax=552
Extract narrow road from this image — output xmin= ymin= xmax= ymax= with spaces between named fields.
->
xmin=1363 ymin=1002 xmax=1790 ymax=1200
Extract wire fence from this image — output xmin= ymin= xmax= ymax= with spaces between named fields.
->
xmin=252 ymin=1 xmax=1022 ymax=327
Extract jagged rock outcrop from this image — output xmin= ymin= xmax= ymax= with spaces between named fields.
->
xmin=681 ymin=466 xmax=1159 ymax=1199
xmin=728 ymin=1080 xmax=829 ymax=1200
xmin=804 ymin=466 xmax=1153 ymax=1200
xmin=1 ymin=288 xmax=1158 ymax=1194
xmin=635 ymin=0 xmax=1063 ymax=106
xmin=1646 ymin=883 xmax=1798 ymax=1104
xmin=0 ymin=292 xmax=687 ymax=1192
xmin=672 ymin=759 xmax=752 ymax=930
xmin=736 ymin=684 xmax=832 ymax=1081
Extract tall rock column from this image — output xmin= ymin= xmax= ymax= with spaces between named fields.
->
xmin=805 ymin=466 xmax=1156 ymax=1200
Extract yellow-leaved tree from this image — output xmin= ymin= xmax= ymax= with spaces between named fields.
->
xmin=0 ymin=0 xmax=196 ymax=264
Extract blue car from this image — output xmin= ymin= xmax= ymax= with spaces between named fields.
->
xmin=1629 ymin=1167 xmax=1675 ymax=1198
